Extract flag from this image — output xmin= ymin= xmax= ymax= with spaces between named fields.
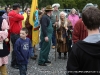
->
xmin=29 ymin=0 xmax=39 ymax=46
xmin=22 ymin=12 xmax=27 ymax=27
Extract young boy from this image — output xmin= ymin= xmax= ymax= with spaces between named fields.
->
xmin=14 ymin=27 xmax=32 ymax=75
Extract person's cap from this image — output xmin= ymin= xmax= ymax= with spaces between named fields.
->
xmin=52 ymin=3 xmax=60 ymax=8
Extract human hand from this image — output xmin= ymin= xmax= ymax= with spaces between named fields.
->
xmin=65 ymin=27 xmax=68 ymax=30
xmin=45 ymin=36 xmax=49 ymax=42
xmin=5 ymin=38 xmax=9 ymax=42
xmin=55 ymin=22 xmax=58 ymax=25
xmin=53 ymin=22 xmax=58 ymax=26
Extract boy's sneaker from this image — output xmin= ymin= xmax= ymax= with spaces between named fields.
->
xmin=11 ymin=65 xmax=19 ymax=69
xmin=34 ymin=55 xmax=38 ymax=57
xmin=30 ymin=56 xmax=37 ymax=60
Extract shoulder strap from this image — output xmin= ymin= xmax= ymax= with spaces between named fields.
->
xmin=0 ymin=16 xmax=3 ymax=31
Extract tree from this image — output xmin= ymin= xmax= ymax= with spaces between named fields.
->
xmin=38 ymin=0 xmax=100 ymax=11
xmin=2 ymin=0 xmax=31 ymax=10
xmin=0 ymin=0 xmax=100 ymax=11
xmin=0 ymin=0 xmax=5 ymax=6
xmin=38 ymin=0 xmax=53 ymax=8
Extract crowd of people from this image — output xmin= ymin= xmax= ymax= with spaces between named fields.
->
xmin=0 ymin=2 xmax=99 ymax=75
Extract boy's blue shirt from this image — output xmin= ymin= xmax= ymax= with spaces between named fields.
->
xmin=14 ymin=37 xmax=32 ymax=64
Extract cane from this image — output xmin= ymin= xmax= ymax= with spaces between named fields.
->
xmin=55 ymin=15 xmax=59 ymax=61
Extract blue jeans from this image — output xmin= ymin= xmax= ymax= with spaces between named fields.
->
xmin=19 ymin=64 xmax=27 ymax=75
xmin=52 ymin=31 xmax=56 ymax=46
xmin=39 ymin=41 xmax=42 ymax=48
xmin=30 ymin=47 xmax=34 ymax=57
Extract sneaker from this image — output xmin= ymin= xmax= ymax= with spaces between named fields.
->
xmin=38 ymin=63 xmax=47 ymax=66
xmin=45 ymin=61 xmax=51 ymax=63
xmin=30 ymin=56 xmax=37 ymax=60
xmin=58 ymin=56 xmax=61 ymax=59
xmin=34 ymin=55 xmax=38 ymax=57
xmin=11 ymin=65 xmax=19 ymax=69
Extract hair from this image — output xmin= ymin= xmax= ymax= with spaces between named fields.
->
xmin=38 ymin=10 xmax=42 ymax=15
xmin=38 ymin=10 xmax=43 ymax=20
xmin=24 ymin=7 xmax=30 ymax=12
xmin=60 ymin=11 xmax=67 ymax=17
xmin=12 ymin=3 xmax=20 ymax=10
xmin=59 ymin=11 xmax=68 ymax=27
xmin=5 ymin=7 xmax=10 ymax=11
xmin=43 ymin=10 xmax=52 ymax=16
xmin=41 ymin=7 xmax=45 ymax=9
xmin=70 ymin=8 xmax=77 ymax=14
xmin=24 ymin=7 xmax=28 ymax=11
xmin=82 ymin=6 xmax=100 ymax=30
xmin=45 ymin=10 xmax=52 ymax=12
xmin=21 ymin=27 xmax=28 ymax=34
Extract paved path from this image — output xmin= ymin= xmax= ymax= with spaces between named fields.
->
xmin=7 ymin=46 xmax=68 ymax=75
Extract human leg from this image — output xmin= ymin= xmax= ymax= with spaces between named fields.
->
xmin=38 ymin=39 xmax=51 ymax=66
xmin=58 ymin=52 xmax=61 ymax=59
xmin=0 ymin=65 xmax=7 ymax=75
xmin=64 ymin=52 xmax=67 ymax=59
xmin=10 ymin=34 xmax=19 ymax=69
xmin=18 ymin=64 xmax=27 ymax=75
xmin=30 ymin=47 xmax=37 ymax=60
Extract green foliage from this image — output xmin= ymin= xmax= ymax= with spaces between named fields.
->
xmin=0 ymin=0 xmax=100 ymax=11
xmin=0 ymin=0 xmax=31 ymax=10
xmin=0 ymin=0 xmax=5 ymax=6
xmin=38 ymin=0 xmax=100 ymax=11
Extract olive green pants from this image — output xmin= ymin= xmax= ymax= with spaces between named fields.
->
xmin=38 ymin=38 xmax=51 ymax=64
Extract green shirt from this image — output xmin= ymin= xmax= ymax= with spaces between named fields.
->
xmin=51 ymin=10 xmax=60 ymax=24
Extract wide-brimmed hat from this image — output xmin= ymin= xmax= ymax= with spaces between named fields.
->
xmin=52 ymin=3 xmax=60 ymax=8
xmin=45 ymin=5 xmax=53 ymax=11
